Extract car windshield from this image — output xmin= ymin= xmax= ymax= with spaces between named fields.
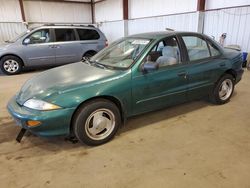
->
xmin=7 ymin=29 xmax=31 ymax=43
xmin=91 ymin=38 xmax=151 ymax=69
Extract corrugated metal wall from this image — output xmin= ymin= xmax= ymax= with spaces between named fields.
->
xmin=23 ymin=0 xmax=91 ymax=24
xmin=128 ymin=12 xmax=199 ymax=35
xmin=97 ymin=0 xmax=198 ymax=43
xmin=0 ymin=22 xmax=27 ymax=42
xmin=0 ymin=0 xmax=26 ymax=42
xmin=98 ymin=21 xmax=125 ymax=43
xmin=95 ymin=0 xmax=124 ymax=43
xmin=205 ymin=0 xmax=250 ymax=10
xmin=129 ymin=0 xmax=197 ymax=19
xmin=95 ymin=0 xmax=123 ymax=22
xmin=203 ymin=6 xmax=250 ymax=52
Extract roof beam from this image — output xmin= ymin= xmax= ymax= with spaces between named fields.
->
xmin=23 ymin=0 xmax=91 ymax=5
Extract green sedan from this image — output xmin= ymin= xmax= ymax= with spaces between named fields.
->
xmin=7 ymin=31 xmax=244 ymax=146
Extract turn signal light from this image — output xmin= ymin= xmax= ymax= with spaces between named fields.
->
xmin=26 ymin=120 xmax=41 ymax=127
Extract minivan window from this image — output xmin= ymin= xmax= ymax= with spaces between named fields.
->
xmin=26 ymin=29 xmax=50 ymax=44
xmin=55 ymin=29 xmax=76 ymax=42
xmin=77 ymin=29 xmax=100 ymax=40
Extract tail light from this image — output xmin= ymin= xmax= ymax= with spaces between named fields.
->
xmin=105 ymin=40 xmax=108 ymax=47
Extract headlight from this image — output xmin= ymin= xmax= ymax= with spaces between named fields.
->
xmin=23 ymin=99 xmax=61 ymax=111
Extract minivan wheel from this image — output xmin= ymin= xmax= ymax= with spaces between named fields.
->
xmin=73 ymin=99 xmax=121 ymax=146
xmin=210 ymin=74 xmax=235 ymax=104
xmin=0 ymin=55 xmax=23 ymax=75
xmin=82 ymin=51 xmax=96 ymax=60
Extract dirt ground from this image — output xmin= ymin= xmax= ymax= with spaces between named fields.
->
xmin=0 ymin=69 xmax=250 ymax=188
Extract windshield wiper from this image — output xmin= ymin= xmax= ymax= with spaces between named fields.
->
xmin=82 ymin=58 xmax=115 ymax=70
xmin=91 ymin=60 xmax=107 ymax=69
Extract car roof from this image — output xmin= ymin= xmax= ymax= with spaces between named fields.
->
xmin=129 ymin=31 xmax=205 ymax=40
xmin=32 ymin=25 xmax=98 ymax=30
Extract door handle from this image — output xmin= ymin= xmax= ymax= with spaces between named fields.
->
xmin=49 ymin=45 xmax=56 ymax=48
xmin=54 ymin=45 xmax=60 ymax=49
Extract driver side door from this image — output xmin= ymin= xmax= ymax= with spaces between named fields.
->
xmin=131 ymin=36 xmax=189 ymax=115
xmin=21 ymin=29 xmax=56 ymax=66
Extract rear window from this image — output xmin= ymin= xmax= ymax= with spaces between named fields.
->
xmin=55 ymin=29 xmax=76 ymax=42
xmin=77 ymin=29 xmax=100 ymax=40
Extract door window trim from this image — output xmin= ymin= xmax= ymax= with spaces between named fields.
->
xmin=180 ymin=34 xmax=224 ymax=64
xmin=22 ymin=28 xmax=53 ymax=45
xmin=139 ymin=35 xmax=185 ymax=72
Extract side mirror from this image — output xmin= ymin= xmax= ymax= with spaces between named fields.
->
xmin=142 ymin=62 xmax=158 ymax=73
xmin=23 ymin=38 xmax=30 ymax=45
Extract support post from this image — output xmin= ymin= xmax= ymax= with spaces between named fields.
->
xmin=91 ymin=0 xmax=95 ymax=24
xmin=19 ymin=0 xmax=26 ymax=22
xmin=123 ymin=0 xmax=128 ymax=36
xmin=197 ymin=0 xmax=206 ymax=33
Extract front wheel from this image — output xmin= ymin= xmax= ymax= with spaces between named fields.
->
xmin=73 ymin=99 xmax=121 ymax=146
xmin=210 ymin=74 xmax=235 ymax=104
xmin=0 ymin=55 xmax=23 ymax=75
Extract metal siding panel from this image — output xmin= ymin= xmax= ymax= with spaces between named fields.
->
xmin=98 ymin=21 xmax=124 ymax=43
xmin=0 ymin=23 xmax=27 ymax=43
xmin=129 ymin=0 xmax=197 ymax=19
xmin=95 ymin=0 xmax=123 ymax=22
xmin=128 ymin=12 xmax=199 ymax=35
xmin=0 ymin=0 xmax=22 ymax=22
xmin=203 ymin=6 xmax=250 ymax=52
xmin=23 ymin=0 xmax=91 ymax=23
xmin=206 ymin=0 xmax=250 ymax=10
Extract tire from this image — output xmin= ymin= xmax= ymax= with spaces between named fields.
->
xmin=82 ymin=51 xmax=96 ymax=60
xmin=73 ymin=99 xmax=121 ymax=146
xmin=0 ymin=55 xmax=23 ymax=75
xmin=209 ymin=74 xmax=235 ymax=105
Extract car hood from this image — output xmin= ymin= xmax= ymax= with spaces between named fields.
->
xmin=0 ymin=42 xmax=12 ymax=50
xmin=16 ymin=62 xmax=120 ymax=105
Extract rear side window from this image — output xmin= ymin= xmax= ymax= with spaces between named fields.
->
xmin=208 ymin=42 xmax=221 ymax=57
xmin=182 ymin=36 xmax=210 ymax=61
xmin=55 ymin=29 xmax=76 ymax=42
xmin=77 ymin=29 xmax=100 ymax=40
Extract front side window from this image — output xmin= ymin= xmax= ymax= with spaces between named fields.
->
xmin=182 ymin=36 xmax=210 ymax=61
xmin=144 ymin=37 xmax=181 ymax=68
xmin=26 ymin=29 xmax=50 ymax=44
xmin=77 ymin=29 xmax=100 ymax=40
xmin=91 ymin=38 xmax=150 ymax=69
xmin=55 ymin=29 xmax=76 ymax=42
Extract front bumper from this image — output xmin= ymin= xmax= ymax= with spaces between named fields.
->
xmin=7 ymin=96 xmax=76 ymax=137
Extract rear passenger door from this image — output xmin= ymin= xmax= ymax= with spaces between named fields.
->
xmin=54 ymin=28 xmax=82 ymax=65
xmin=180 ymin=34 xmax=226 ymax=100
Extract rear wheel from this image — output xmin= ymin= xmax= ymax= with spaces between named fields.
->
xmin=73 ymin=99 xmax=121 ymax=146
xmin=210 ymin=74 xmax=235 ymax=104
xmin=82 ymin=51 xmax=97 ymax=60
xmin=0 ymin=55 xmax=23 ymax=75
